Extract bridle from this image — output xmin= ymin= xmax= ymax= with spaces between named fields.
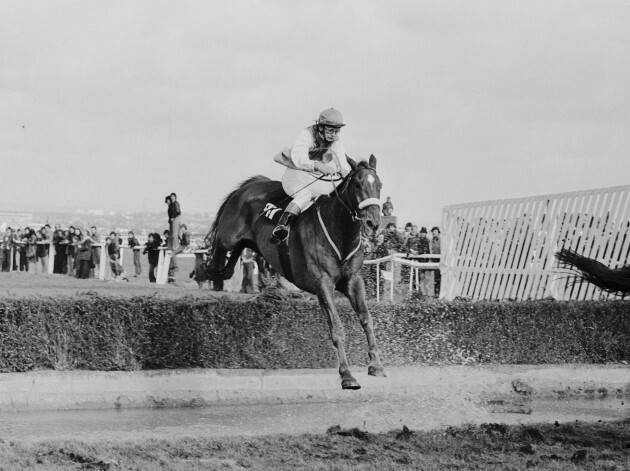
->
xmin=330 ymin=166 xmax=381 ymax=222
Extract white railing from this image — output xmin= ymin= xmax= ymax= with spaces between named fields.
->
xmin=362 ymin=253 xmax=441 ymax=301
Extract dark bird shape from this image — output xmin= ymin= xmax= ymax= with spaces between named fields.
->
xmin=555 ymin=248 xmax=630 ymax=294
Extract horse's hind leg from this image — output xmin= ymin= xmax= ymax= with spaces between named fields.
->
xmin=207 ymin=249 xmax=227 ymax=291
xmin=340 ymin=275 xmax=386 ymax=377
xmin=219 ymin=242 xmax=247 ymax=280
xmin=317 ymin=277 xmax=361 ymax=390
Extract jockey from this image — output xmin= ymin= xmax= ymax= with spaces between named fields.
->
xmin=271 ymin=108 xmax=352 ymax=244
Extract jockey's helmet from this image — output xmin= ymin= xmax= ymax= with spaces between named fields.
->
xmin=317 ymin=108 xmax=345 ymax=128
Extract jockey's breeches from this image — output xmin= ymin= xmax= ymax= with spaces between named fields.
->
xmin=281 ymin=168 xmax=342 ymax=213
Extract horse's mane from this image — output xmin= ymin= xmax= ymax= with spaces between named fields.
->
xmin=206 ymin=175 xmax=271 ymax=247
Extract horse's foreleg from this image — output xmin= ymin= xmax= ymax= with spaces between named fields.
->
xmin=342 ymin=275 xmax=386 ymax=378
xmin=318 ymin=278 xmax=360 ymax=390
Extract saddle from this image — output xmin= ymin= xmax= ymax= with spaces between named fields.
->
xmin=259 ymin=192 xmax=327 ymax=225
xmin=258 ymin=185 xmax=328 ymax=285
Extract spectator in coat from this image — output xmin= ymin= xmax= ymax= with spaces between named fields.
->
xmin=167 ymin=193 xmax=181 ymax=250
xmin=53 ymin=227 xmax=68 ymax=274
xmin=37 ymin=226 xmax=52 ymax=274
xmin=431 ymin=226 xmax=441 ymax=297
xmin=65 ymin=230 xmax=76 ymax=276
xmin=240 ymin=248 xmax=257 ymax=293
xmin=106 ymin=234 xmax=128 ymax=282
xmin=382 ymin=196 xmax=394 ymax=216
xmin=143 ymin=233 xmax=162 ymax=283
xmin=25 ymin=228 xmax=38 ymax=273
xmin=402 ymin=222 xmax=413 ymax=246
xmin=0 ymin=228 xmax=13 ymax=272
xmin=383 ymin=223 xmax=402 ymax=254
xmin=416 ymin=227 xmax=435 ymax=296
xmin=15 ymin=228 xmax=27 ymax=271
xmin=75 ymin=229 xmax=93 ymax=279
xmin=127 ymin=231 xmax=142 ymax=277
xmin=169 ymin=223 xmax=191 ymax=278
xmin=407 ymin=225 xmax=430 ymax=255
xmin=89 ymin=226 xmax=100 ymax=278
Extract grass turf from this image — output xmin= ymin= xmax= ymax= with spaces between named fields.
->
xmin=2 ymin=420 xmax=630 ymax=470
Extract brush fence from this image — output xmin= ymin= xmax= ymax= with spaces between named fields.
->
xmin=441 ymin=185 xmax=630 ymax=301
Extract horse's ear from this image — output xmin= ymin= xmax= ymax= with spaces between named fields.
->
xmin=368 ymin=154 xmax=377 ymax=169
xmin=347 ymin=155 xmax=358 ymax=171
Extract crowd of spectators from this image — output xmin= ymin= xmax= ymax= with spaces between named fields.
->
xmin=0 ymin=223 xmax=194 ymax=284
xmin=362 ymin=221 xmax=442 ymax=298
xmin=0 ymin=224 xmax=130 ymax=281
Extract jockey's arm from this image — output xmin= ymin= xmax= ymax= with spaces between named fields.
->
xmin=290 ymin=129 xmax=317 ymax=172
xmin=290 ymin=128 xmax=350 ymax=176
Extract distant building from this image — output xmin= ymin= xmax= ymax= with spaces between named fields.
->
xmin=0 ymin=211 xmax=33 ymax=227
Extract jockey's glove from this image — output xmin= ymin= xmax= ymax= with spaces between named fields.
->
xmin=314 ymin=161 xmax=337 ymax=175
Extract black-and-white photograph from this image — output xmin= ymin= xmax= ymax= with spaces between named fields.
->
xmin=1 ymin=1 xmax=630 ymax=469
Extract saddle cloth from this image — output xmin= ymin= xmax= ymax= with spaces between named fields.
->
xmin=259 ymin=192 xmax=319 ymax=224
xmin=259 ymin=194 xmax=291 ymax=225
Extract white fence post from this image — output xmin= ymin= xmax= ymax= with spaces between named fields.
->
xmin=390 ymin=257 xmax=395 ymax=300
xmin=98 ymin=244 xmax=107 ymax=280
xmin=47 ymin=242 xmax=55 ymax=274
xmin=156 ymin=248 xmax=165 ymax=284
xmin=156 ymin=248 xmax=172 ymax=284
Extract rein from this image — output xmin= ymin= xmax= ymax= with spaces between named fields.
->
xmin=317 ymin=165 xmax=381 ymax=264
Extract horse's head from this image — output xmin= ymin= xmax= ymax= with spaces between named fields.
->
xmin=345 ymin=154 xmax=382 ymax=237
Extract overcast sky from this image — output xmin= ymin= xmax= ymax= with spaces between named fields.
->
xmin=2 ymin=1 xmax=629 ymax=228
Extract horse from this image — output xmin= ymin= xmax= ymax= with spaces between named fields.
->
xmin=555 ymin=248 xmax=630 ymax=295
xmin=205 ymin=154 xmax=386 ymax=389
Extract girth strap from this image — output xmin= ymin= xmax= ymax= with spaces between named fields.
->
xmin=316 ymin=207 xmax=362 ymax=263
xmin=276 ymin=234 xmax=295 ymax=284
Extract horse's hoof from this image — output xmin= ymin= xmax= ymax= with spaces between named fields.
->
xmin=342 ymin=379 xmax=361 ymax=390
xmin=368 ymin=366 xmax=387 ymax=377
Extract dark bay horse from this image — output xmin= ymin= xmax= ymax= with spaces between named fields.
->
xmin=206 ymin=155 xmax=385 ymax=389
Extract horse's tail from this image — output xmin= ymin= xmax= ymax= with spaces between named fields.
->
xmin=555 ymin=248 xmax=630 ymax=294
xmin=205 ymin=175 xmax=271 ymax=251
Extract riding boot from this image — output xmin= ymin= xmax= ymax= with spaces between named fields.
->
xmin=270 ymin=211 xmax=295 ymax=244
